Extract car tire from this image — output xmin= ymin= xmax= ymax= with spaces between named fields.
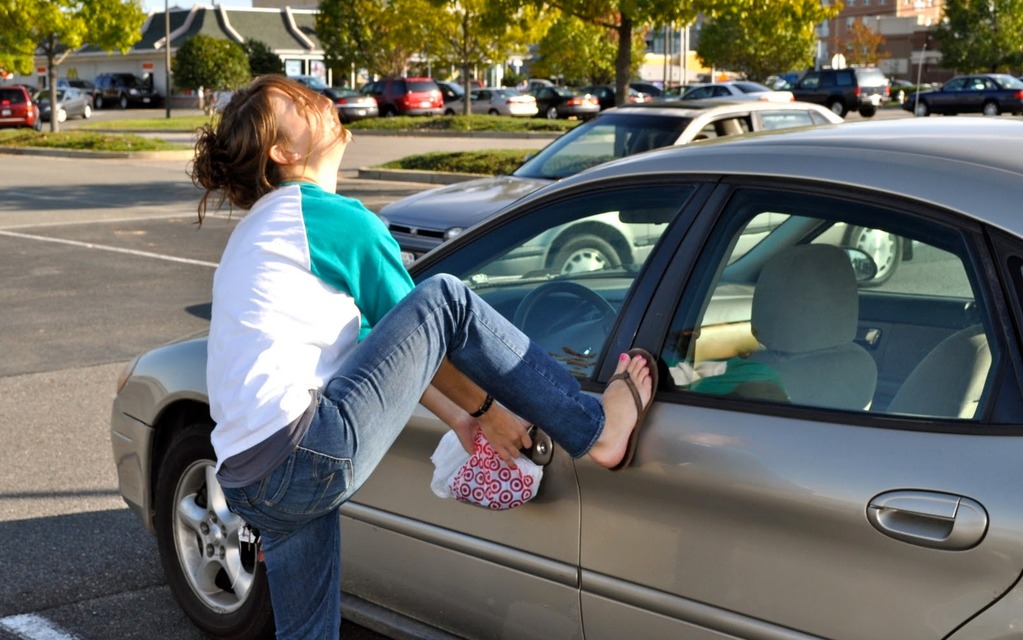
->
xmin=444 ymin=108 xmax=455 ymax=116
xmin=982 ymin=101 xmax=1000 ymax=116
xmin=488 ymin=108 xmax=500 ymax=116
xmin=828 ymin=100 xmax=848 ymax=117
xmin=550 ymin=233 xmax=618 ymax=275
xmin=154 ymin=422 xmax=275 ymax=640
xmin=844 ymin=226 xmax=902 ymax=287
xmin=914 ymin=100 xmax=929 ymax=117
xmin=57 ymin=109 xmax=67 ymax=123
xmin=545 ymin=106 xmax=559 ymax=120
xmin=94 ymin=95 xmax=105 ymax=109
xmin=859 ymin=105 xmax=876 ymax=118
xmin=382 ymin=105 xmax=398 ymax=117
xmin=118 ymin=94 xmax=129 ymax=109
xmin=83 ymin=104 xmax=92 ymax=119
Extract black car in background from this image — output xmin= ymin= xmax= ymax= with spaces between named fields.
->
xmin=790 ymin=67 xmax=890 ymax=117
xmin=531 ymin=86 xmax=600 ymax=120
xmin=902 ymin=73 xmax=1023 ymax=117
xmin=93 ymin=73 xmax=158 ymax=109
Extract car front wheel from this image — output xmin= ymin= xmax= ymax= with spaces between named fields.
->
xmin=914 ymin=100 xmax=930 ymax=117
xmin=550 ymin=233 xmax=618 ymax=275
xmin=545 ymin=106 xmax=559 ymax=119
xmin=118 ymin=95 xmax=129 ymax=109
xmin=83 ymin=104 xmax=92 ymax=119
xmin=982 ymin=101 xmax=1000 ymax=116
xmin=828 ymin=100 xmax=847 ymax=117
xmin=154 ymin=422 xmax=274 ymax=640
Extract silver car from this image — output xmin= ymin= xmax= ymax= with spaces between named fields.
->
xmin=112 ymin=118 xmax=1023 ymax=639
xmin=35 ymin=87 xmax=93 ymax=122
xmin=381 ymin=99 xmax=842 ymax=267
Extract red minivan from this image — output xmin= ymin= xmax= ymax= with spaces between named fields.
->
xmin=360 ymin=77 xmax=444 ymax=117
xmin=0 ymin=85 xmax=41 ymax=130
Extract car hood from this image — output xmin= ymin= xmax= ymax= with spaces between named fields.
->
xmin=379 ymin=175 xmax=551 ymax=229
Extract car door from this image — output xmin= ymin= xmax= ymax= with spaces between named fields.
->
xmin=577 ymin=180 xmax=1023 ymax=640
xmin=342 ymin=182 xmax=697 ymax=639
xmin=931 ymin=77 xmax=969 ymax=114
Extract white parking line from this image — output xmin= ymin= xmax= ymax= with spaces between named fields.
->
xmin=0 ymin=614 xmax=79 ymax=640
xmin=0 ymin=230 xmax=218 ymax=268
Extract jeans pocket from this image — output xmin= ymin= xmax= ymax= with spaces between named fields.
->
xmin=256 ymin=447 xmax=354 ymax=521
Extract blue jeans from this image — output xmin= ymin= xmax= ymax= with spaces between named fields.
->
xmin=222 ymin=274 xmax=606 ymax=639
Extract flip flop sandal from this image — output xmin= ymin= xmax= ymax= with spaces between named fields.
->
xmin=609 ymin=348 xmax=658 ymax=471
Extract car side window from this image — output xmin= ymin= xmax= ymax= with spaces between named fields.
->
xmin=798 ymin=74 xmax=820 ymax=89
xmin=660 ymin=187 xmax=996 ymax=420
xmin=418 ymin=185 xmax=695 ymax=378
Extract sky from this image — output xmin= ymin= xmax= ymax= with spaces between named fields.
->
xmin=143 ymin=0 xmax=253 ymax=15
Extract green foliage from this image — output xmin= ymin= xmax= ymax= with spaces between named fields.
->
xmin=541 ymin=0 xmax=698 ymax=105
xmin=696 ymin=0 xmax=840 ymax=82
xmin=935 ymin=0 xmax=1023 ymax=73
xmin=245 ymin=39 xmax=284 ymax=76
xmin=317 ymin=0 xmax=433 ymax=78
xmin=532 ymin=14 xmax=643 ymax=85
xmin=381 ymin=149 xmax=532 ymax=175
xmin=0 ymin=129 xmax=186 ymax=152
xmin=173 ymin=35 xmax=251 ymax=94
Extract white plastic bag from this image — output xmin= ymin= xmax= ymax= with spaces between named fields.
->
xmin=430 ymin=429 xmax=543 ymax=510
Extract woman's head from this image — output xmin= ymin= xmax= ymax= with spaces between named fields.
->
xmin=189 ymin=75 xmax=349 ymax=222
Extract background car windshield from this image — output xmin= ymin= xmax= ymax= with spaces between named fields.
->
xmin=513 ymin=113 xmax=690 ymax=180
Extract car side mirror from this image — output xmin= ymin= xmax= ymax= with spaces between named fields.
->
xmin=845 ymin=247 xmax=878 ymax=282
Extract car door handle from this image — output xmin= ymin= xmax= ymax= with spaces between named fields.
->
xmin=866 ymin=490 xmax=988 ymax=550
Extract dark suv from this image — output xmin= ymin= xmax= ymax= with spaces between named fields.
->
xmin=0 ymin=85 xmax=41 ymax=130
xmin=790 ymin=67 xmax=890 ymax=117
xmin=360 ymin=77 xmax=443 ymax=117
xmin=93 ymin=73 xmax=158 ymax=109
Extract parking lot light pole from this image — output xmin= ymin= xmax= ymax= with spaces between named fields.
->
xmin=165 ymin=0 xmax=172 ymax=118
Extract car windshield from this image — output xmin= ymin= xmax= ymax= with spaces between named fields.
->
xmin=513 ymin=112 xmax=690 ymax=180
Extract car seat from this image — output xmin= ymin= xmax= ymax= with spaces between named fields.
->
xmin=747 ymin=244 xmax=877 ymax=410
xmin=886 ymin=325 xmax=990 ymax=419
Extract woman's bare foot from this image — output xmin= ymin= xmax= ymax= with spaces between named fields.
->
xmin=588 ymin=352 xmax=654 ymax=469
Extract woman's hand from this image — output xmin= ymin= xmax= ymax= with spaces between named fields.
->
xmin=479 ymin=405 xmax=532 ymax=465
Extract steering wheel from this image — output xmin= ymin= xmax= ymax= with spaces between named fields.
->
xmin=513 ymin=281 xmax=616 ymax=333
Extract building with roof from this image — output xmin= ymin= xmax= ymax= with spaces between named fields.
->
xmin=8 ymin=5 xmax=325 ymax=105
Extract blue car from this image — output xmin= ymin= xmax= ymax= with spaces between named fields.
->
xmin=902 ymin=73 xmax=1023 ymax=116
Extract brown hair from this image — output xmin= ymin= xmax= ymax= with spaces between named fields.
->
xmin=189 ymin=75 xmax=328 ymax=223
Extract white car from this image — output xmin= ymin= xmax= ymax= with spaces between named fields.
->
xmin=444 ymin=87 xmax=538 ymax=117
xmin=680 ymin=81 xmax=795 ymax=103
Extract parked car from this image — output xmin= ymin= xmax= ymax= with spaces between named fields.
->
xmin=579 ymin=85 xmax=651 ymax=110
xmin=434 ymin=80 xmax=464 ymax=106
xmin=889 ymin=78 xmax=915 ymax=104
xmin=629 ymin=81 xmax=663 ymax=98
xmin=444 ymin=87 xmax=538 ymax=117
xmin=901 ymin=73 xmax=1023 ymax=117
xmin=790 ymin=67 xmax=890 ymax=117
xmin=57 ymin=78 xmax=96 ymax=107
xmin=92 ymin=72 xmax=158 ymax=109
xmin=0 ymin=85 xmax=41 ymax=130
xmin=35 ymin=87 xmax=93 ymax=122
xmin=113 ymin=118 xmax=1023 ymax=640
xmin=360 ymin=77 xmax=444 ymax=117
xmin=381 ymin=99 xmax=842 ymax=265
xmin=289 ymin=75 xmax=379 ymax=123
xmin=679 ymin=81 xmax=794 ymax=103
xmin=531 ymin=86 xmax=600 ymax=120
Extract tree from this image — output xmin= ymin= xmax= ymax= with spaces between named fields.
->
xmin=538 ymin=0 xmax=698 ymax=106
xmin=0 ymin=0 xmax=146 ymax=133
xmin=935 ymin=0 xmax=1023 ymax=73
xmin=838 ymin=18 xmax=890 ymax=68
xmin=316 ymin=0 xmax=433 ymax=79
xmin=696 ymin=0 xmax=840 ymax=82
xmin=173 ymin=35 xmax=250 ymax=113
xmin=245 ymin=39 xmax=284 ymax=77
xmin=531 ymin=13 xmax=644 ymax=86
xmin=429 ymin=0 xmax=552 ymax=113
